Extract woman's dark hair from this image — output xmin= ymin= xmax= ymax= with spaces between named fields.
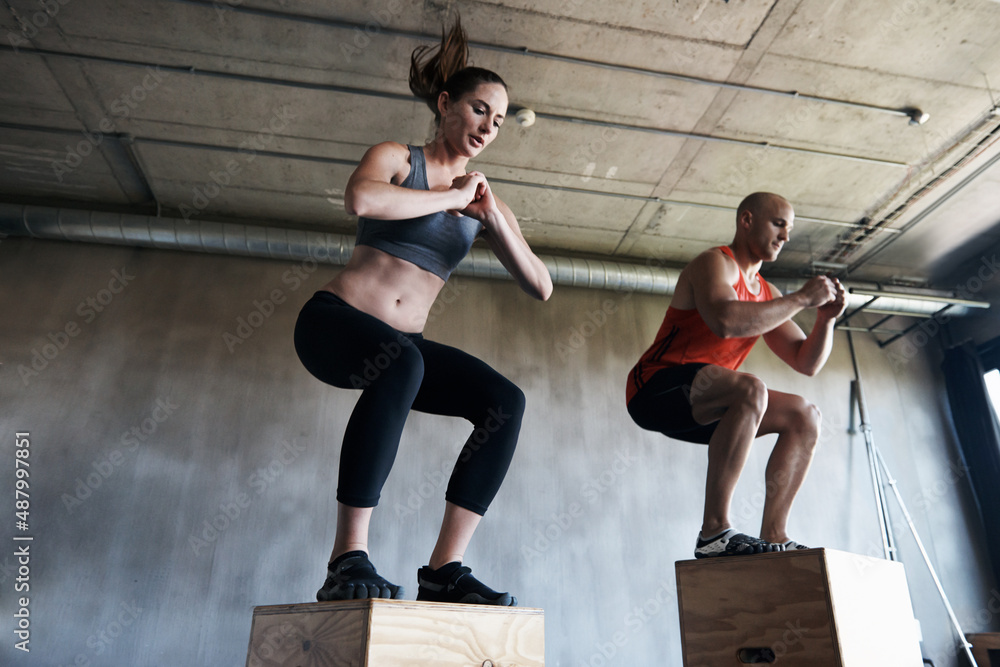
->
xmin=409 ymin=17 xmax=507 ymax=121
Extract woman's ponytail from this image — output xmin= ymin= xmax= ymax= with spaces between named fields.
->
xmin=409 ymin=17 xmax=506 ymax=121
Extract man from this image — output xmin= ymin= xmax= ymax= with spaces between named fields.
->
xmin=626 ymin=192 xmax=846 ymax=558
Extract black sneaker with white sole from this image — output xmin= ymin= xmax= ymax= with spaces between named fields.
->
xmin=694 ymin=528 xmax=784 ymax=558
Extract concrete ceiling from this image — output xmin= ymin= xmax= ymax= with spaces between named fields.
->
xmin=3 ymin=0 xmax=1000 ymax=289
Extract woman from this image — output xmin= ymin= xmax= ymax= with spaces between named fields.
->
xmin=294 ymin=19 xmax=552 ymax=606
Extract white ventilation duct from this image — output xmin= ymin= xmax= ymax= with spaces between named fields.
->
xmin=0 ymin=204 xmax=976 ymax=317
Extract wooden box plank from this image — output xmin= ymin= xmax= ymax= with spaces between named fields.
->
xmin=246 ymin=599 xmax=544 ymax=667
xmin=823 ymin=549 xmax=922 ymax=665
xmin=967 ymin=632 xmax=1000 ymax=667
xmin=675 ymin=548 xmax=922 ymax=666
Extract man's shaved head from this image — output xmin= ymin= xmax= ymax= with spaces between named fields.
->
xmin=737 ymin=192 xmax=791 ymax=222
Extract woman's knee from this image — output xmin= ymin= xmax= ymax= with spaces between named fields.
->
xmin=474 ymin=371 xmax=525 ymax=413
xmin=479 ymin=379 xmax=525 ymax=433
xmin=499 ymin=380 xmax=526 ymax=419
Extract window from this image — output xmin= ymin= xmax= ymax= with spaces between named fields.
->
xmin=985 ymin=368 xmax=1000 ymax=419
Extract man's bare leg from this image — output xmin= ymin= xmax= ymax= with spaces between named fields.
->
xmin=689 ymin=366 xmax=769 ymax=537
xmin=757 ymin=390 xmax=821 ymax=544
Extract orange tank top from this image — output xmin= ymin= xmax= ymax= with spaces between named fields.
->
xmin=626 ymin=246 xmax=772 ymax=404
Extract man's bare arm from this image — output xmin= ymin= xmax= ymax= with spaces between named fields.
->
xmin=689 ymin=251 xmax=839 ymax=339
xmin=764 ymin=280 xmax=847 ymax=375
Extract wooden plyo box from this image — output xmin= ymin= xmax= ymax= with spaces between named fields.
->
xmin=675 ymin=548 xmax=922 ymax=666
xmin=967 ymin=632 xmax=1000 ymax=666
xmin=245 ymin=598 xmax=544 ymax=667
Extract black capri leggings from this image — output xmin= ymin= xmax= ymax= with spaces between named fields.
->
xmin=293 ymin=291 xmax=525 ymax=516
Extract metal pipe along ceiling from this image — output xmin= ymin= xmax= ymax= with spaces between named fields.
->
xmin=0 ymin=204 xmax=973 ymax=317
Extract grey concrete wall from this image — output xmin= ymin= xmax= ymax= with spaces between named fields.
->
xmin=0 ymin=237 xmax=996 ymax=666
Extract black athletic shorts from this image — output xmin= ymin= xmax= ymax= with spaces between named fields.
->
xmin=627 ymin=363 xmax=718 ymax=445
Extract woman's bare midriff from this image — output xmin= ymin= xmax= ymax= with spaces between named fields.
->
xmin=322 ymin=245 xmax=445 ymax=333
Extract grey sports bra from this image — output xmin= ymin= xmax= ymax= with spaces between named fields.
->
xmin=354 ymin=145 xmax=484 ymax=281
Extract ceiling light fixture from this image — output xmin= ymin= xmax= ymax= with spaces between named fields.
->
xmin=810 ymin=260 xmax=849 ymax=272
xmin=849 ymin=288 xmax=989 ymax=309
xmin=515 ymin=107 xmax=536 ymax=127
xmin=903 ymin=107 xmax=930 ymax=125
